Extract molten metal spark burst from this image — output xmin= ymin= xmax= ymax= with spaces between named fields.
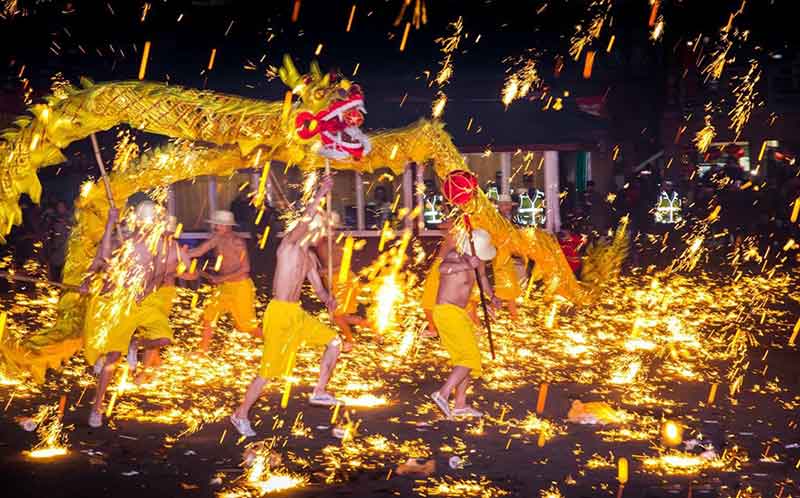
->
xmin=417 ymin=476 xmax=509 ymax=498
xmin=729 ymin=60 xmax=762 ymax=140
xmin=501 ymin=58 xmax=540 ymax=108
xmin=26 ymin=405 xmax=68 ymax=460
xmin=694 ymin=114 xmax=716 ymax=153
xmin=431 ymin=92 xmax=447 ymax=118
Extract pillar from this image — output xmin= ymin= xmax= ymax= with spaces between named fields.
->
xmin=544 ymin=151 xmax=561 ymax=233
xmin=403 ymin=164 xmax=414 ymax=231
xmin=355 ymin=172 xmax=366 ymax=231
xmin=500 ymin=152 xmax=511 ymax=196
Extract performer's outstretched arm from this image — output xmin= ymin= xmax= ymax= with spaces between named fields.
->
xmin=187 ymin=235 xmax=217 ymax=259
xmin=80 ymin=207 xmax=119 ymax=293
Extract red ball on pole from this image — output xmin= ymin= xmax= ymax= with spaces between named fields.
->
xmin=442 ymin=170 xmax=479 ymax=206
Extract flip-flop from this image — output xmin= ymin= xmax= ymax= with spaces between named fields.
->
xmin=229 ymin=414 xmax=256 ymax=437
xmin=452 ymin=406 xmax=483 ymax=418
xmin=309 ymin=393 xmax=341 ymax=407
xmin=430 ymin=391 xmax=451 ymax=418
xmin=88 ymin=410 xmax=103 ymax=428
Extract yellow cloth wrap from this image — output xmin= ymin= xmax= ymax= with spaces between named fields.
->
xmin=83 ymin=290 xmax=172 ymax=366
xmin=202 ymin=278 xmax=258 ymax=333
xmin=421 ymin=259 xmax=442 ymax=312
xmin=493 ymin=246 xmax=522 ymax=301
xmin=259 ymin=300 xmax=337 ymax=379
xmin=432 ymin=304 xmax=482 ymax=378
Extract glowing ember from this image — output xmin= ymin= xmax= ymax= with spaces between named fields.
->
xmin=25 ymin=405 xmax=68 ymax=460
xmin=417 ymin=476 xmax=509 ymax=498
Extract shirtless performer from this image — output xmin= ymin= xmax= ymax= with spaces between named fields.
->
xmin=314 ymin=211 xmax=368 ymax=352
xmin=429 ymin=228 xmax=499 ymax=419
xmin=420 ymin=218 xmax=456 ymax=338
xmin=230 ymin=175 xmax=341 ymax=437
xmin=134 ymin=215 xmax=180 ymax=384
xmin=82 ymin=202 xmax=194 ymax=427
xmin=189 ymin=210 xmax=260 ymax=352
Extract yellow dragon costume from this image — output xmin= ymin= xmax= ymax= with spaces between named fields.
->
xmin=0 ymin=56 xmax=587 ymax=382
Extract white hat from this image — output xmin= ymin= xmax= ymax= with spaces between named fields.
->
xmin=166 ymin=215 xmax=178 ymax=232
xmin=498 ymin=193 xmax=515 ymax=203
xmin=458 ymin=228 xmax=497 ymax=261
xmin=134 ymin=201 xmax=158 ymax=224
xmin=207 ymin=210 xmax=238 ymax=226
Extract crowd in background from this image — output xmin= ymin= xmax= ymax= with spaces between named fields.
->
xmin=4 ymin=153 xmax=799 ymax=285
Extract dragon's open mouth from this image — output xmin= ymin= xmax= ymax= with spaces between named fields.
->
xmin=295 ymin=92 xmax=371 ymax=160
xmin=317 ymin=97 xmax=370 ymax=159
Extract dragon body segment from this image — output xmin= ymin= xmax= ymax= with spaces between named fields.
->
xmin=0 ymin=57 xmax=587 ymax=381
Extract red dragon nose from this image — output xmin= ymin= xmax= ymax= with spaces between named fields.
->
xmin=343 ymin=108 xmax=364 ymax=127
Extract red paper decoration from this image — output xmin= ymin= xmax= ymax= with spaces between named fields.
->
xmin=442 ymin=170 xmax=479 ymax=206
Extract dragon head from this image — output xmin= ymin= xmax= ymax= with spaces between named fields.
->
xmin=279 ymin=55 xmax=371 ymax=161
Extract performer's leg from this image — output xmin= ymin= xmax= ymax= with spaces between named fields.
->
xmin=506 ymin=300 xmax=518 ymax=320
xmin=333 ymin=314 xmax=354 ymax=352
xmin=313 ymin=338 xmax=341 ymax=397
xmin=453 ymin=376 xmax=471 ymax=409
xmin=233 ymin=376 xmax=267 ymax=420
xmin=435 ymin=366 xmax=470 ymax=400
xmin=423 ymin=309 xmax=438 ymax=337
xmin=198 ymin=321 xmax=213 ymax=352
xmin=91 ymin=352 xmax=120 ymax=419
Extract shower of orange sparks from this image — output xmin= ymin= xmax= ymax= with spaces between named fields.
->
xmin=138 ymin=41 xmax=151 ymax=80
xmin=291 ymin=0 xmax=301 ymax=22
xmin=399 ymin=22 xmax=411 ymax=52
xmin=583 ymin=51 xmax=595 ymax=79
xmin=207 ymin=48 xmax=217 ymax=71
xmin=346 ymin=4 xmax=356 ymax=32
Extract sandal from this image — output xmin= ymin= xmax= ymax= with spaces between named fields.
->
xmin=309 ymin=393 xmax=341 ymax=407
xmin=230 ymin=414 xmax=256 ymax=437
xmin=452 ymin=406 xmax=483 ymax=418
xmin=88 ymin=410 xmax=103 ymax=428
xmin=430 ymin=391 xmax=451 ymax=418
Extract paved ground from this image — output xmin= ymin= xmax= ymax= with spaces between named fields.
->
xmin=2 ymin=245 xmax=800 ymax=498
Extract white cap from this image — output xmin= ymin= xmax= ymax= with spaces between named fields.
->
xmin=458 ymin=228 xmax=497 ymax=261
xmin=207 ymin=210 xmax=237 ymax=226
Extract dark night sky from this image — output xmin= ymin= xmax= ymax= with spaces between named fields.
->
xmin=1 ymin=0 xmax=799 ymax=148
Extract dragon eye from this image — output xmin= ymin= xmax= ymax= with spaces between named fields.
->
xmin=336 ymin=88 xmax=348 ymax=99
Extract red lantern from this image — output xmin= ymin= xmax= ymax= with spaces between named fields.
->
xmin=442 ymin=170 xmax=479 ymax=206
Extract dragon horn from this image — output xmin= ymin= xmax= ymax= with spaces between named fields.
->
xmin=279 ymin=54 xmax=302 ymax=89
xmin=309 ymin=60 xmax=322 ymax=81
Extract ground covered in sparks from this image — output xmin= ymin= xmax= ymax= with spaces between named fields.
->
xmin=2 ymin=260 xmax=800 ymax=498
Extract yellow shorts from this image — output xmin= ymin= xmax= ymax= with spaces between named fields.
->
xmin=202 ymin=278 xmax=258 ymax=333
xmin=154 ymin=285 xmax=177 ymax=316
xmin=421 ymin=259 xmax=442 ymax=312
xmin=84 ymin=290 xmax=172 ymax=365
xmin=432 ymin=304 xmax=482 ymax=377
xmin=259 ymin=300 xmax=338 ymax=379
